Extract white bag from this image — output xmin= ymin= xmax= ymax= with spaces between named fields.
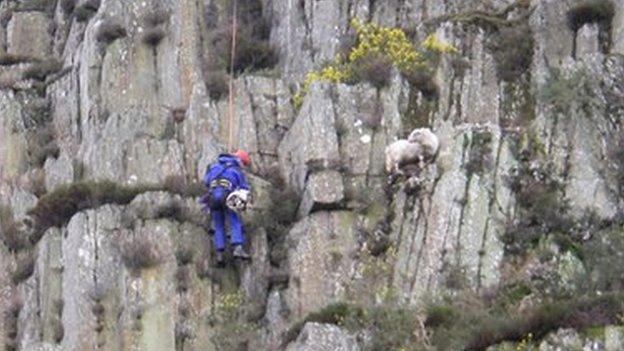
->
xmin=226 ymin=189 xmax=251 ymax=212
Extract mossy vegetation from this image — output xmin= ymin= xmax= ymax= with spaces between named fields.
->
xmin=503 ymin=133 xmax=570 ymax=254
xmin=140 ymin=9 xmax=169 ymax=46
xmin=540 ymin=67 xmax=599 ymax=115
xmin=567 ymin=0 xmax=615 ymax=32
xmin=209 ymin=291 xmax=259 ymax=350
xmin=118 ymin=233 xmax=164 ymax=271
xmin=95 ymin=20 xmax=127 ymax=44
xmin=247 ymin=168 xmax=301 ymax=267
xmin=23 ymin=59 xmax=63 ymax=81
xmin=425 ymin=291 xmax=624 ymax=350
xmin=11 ymin=250 xmax=36 ymax=284
xmin=4 ymin=296 xmax=22 ymax=351
xmin=24 ymin=179 xmax=205 ymax=245
xmin=26 ymin=121 xmax=59 ymax=168
xmin=0 ymin=53 xmax=37 ymax=66
xmin=0 ymin=206 xmax=30 ymax=252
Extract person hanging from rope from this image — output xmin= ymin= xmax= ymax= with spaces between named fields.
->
xmin=201 ymin=150 xmax=252 ymax=265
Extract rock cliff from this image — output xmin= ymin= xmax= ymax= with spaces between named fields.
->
xmin=0 ymin=0 xmax=623 ymax=350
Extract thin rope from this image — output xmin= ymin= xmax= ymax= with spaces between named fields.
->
xmin=227 ymin=0 xmax=238 ymax=152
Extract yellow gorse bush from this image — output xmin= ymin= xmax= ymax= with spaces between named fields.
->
xmin=422 ymin=33 xmax=460 ymax=54
xmin=348 ymin=18 xmax=423 ymax=70
xmin=293 ymin=19 xmax=458 ymax=108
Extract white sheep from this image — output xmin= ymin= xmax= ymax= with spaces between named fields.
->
xmin=408 ymin=128 xmax=440 ymax=162
xmin=385 ymin=139 xmax=423 ymax=174
xmin=385 ymin=128 xmax=440 ymax=175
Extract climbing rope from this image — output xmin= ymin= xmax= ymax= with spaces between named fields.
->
xmin=227 ymin=0 xmax=238 ymax=152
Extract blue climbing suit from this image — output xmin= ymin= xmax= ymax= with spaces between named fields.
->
xmin=203 ymin=154 xmax=250 ymax=252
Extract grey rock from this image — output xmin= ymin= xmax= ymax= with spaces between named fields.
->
xmin=299 ymin=170 xmax=345 ymax=218
xmin=539 ymin=328 xmax=583 ymax=351
xmin=612 ymin=2 xmax=624 ymax=55
xmin=278 ymin=83 xmax=340 ymax=193
xmin=7 ymin=12 xmax=52 ymax=59
xmin=264 ymin=289 xmax=290 ymax=350
xmin=61 ymin=205 xmax=125 ymax=350
xmin=606 ymin=326 xmax=624 ymax=351
xmin=44 ymin=153 xmax=74 ymax=191
xmin=576 ymin=24 xmax=600 ymax=59
xmin=284 ymin=211 xmax=359 ymax=319
xmin=286 ymin=322 xmax=360 ymax=351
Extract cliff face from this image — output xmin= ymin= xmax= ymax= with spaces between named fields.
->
xmin=0 ymin=0 xmax=623 ymax=350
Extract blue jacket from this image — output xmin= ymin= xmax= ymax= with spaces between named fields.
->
xmin=203 ymin=154 xmax=250 ymax=191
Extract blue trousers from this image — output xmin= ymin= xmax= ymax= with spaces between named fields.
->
xmin=211 ymin=207 xmax=245 ymax=251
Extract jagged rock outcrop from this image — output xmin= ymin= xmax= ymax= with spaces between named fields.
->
xmin=0 ymin=0 xmax=623 ymax=350
xmin=285 ymin=323 xmax=359 ymax=351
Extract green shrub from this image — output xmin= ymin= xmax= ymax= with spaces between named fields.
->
xmin=0 ymin=206 xmax=30 ymax=252
xmin=154 ymin=201 xmax=185 ymax=222
xmin=204 ymin=70 xmax=229 ymax=100
xmin=140 ymin=9 xmax=169 ymax=47
xmin=540 ymin=67 xmax=598 ymax=115
xmin=96 ymin=20 xmax=127 ymax=44
xmin=0 ymin=54 xmax=36 ymax=66
xmin=488 ymin=23 xmax=534 ymax=82
xmin=403 ymin=67 xmax=439 ymax=99
xmin=119 ymin=233 xmax=163 ymax=271
xmin=142 ymin=27 xmax=166 ymax=46
xmin=579 ymin=226 xmax=624 ymax=293
xmin=26 ymin=122 xmax=59 ymax=168
xmin=209 ymin=292 xmax=259 ymax=350
xmin=567 ymin=0 xmax=615 ymax=32
xmin=503 ymin=134 xmax=570 ymax=254
xmin=175 ymin=245 xmax=195 ymax=266
xmin=11 ymin=250 xmax=36 ymax=284
xmin=348 ymin=53 xmax=394 ymax=89
xmin=4 ymin=296 xmax=22 ymax=347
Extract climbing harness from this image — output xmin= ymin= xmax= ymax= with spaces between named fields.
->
xmin=210 ymin=178 xmax=233 ymax=190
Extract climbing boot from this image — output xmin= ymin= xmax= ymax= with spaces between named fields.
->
xmin=215 ymin=250 xmax=225 ymax=267
xmin=233 ymin=245 xmax=251 ymax=260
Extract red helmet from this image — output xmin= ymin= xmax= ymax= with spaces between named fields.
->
xmin=234 ymin=150 xmax=251 ymax=167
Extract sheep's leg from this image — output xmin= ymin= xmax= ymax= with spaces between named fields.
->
xmin=418 ymin=155 xmax=425 ymax=170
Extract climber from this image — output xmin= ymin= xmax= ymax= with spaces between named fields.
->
xmin=201 ymin=150 xmax=252 ymax=265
